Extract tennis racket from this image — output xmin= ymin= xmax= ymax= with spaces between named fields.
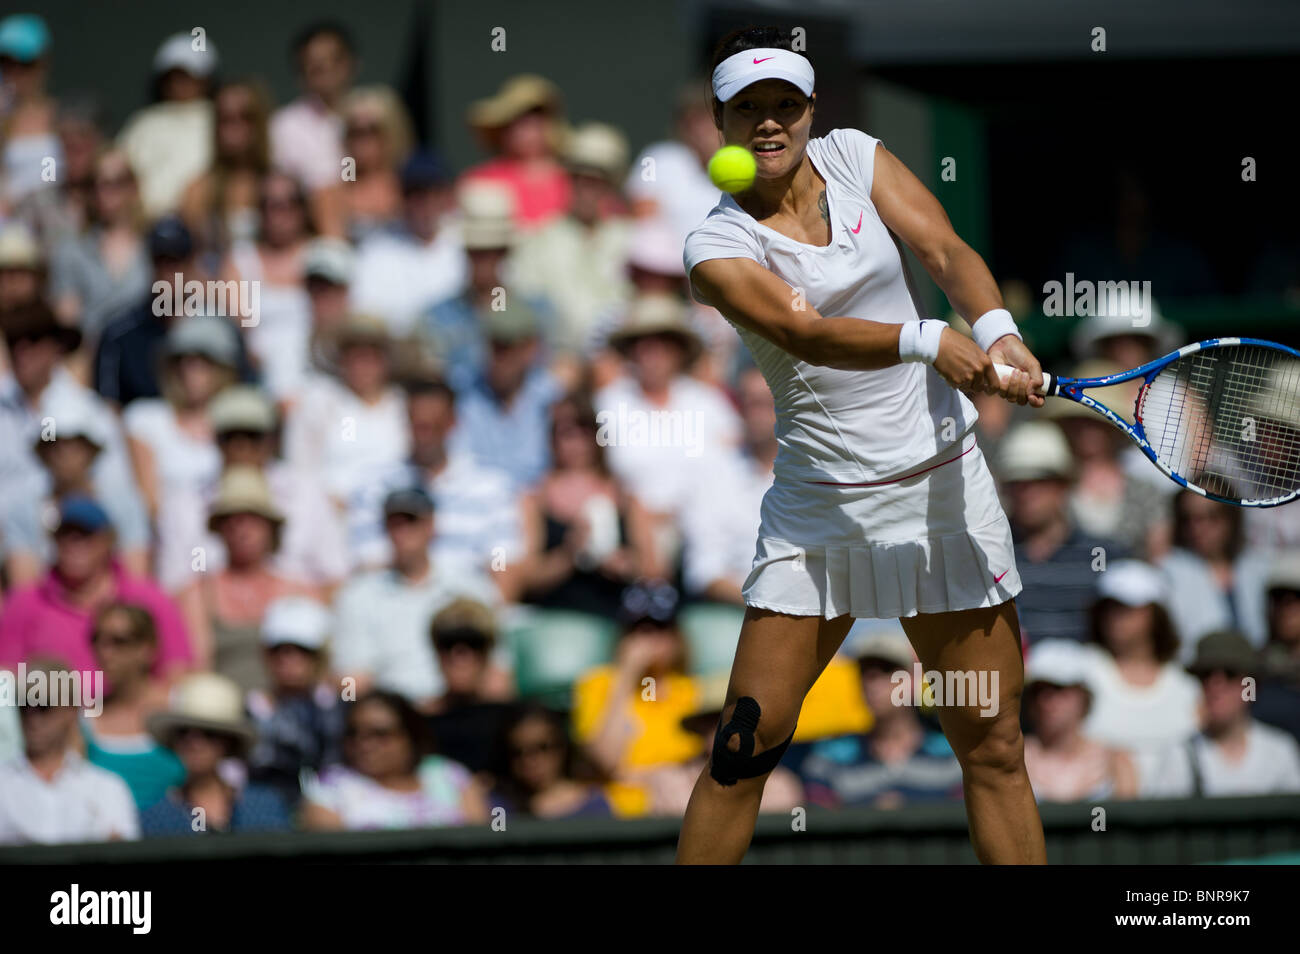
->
xmin=995 ymin=337 xmax=1300 ymax=507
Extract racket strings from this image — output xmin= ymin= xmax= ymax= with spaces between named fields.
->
xmin=1137 ymin=345 xmax=1300 ymax=503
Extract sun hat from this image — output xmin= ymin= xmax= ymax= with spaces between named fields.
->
xmin=261 ymin=597 xmax=333 ymax=651
xmin=607 ymin=293 xmax=702 ymax=361
xmin=467 ymin=74 xmax=561 ymax=129
xmin=1094 ymin=559 xmax=1169 ymax=608
xmin=209 ymin=386 xmax=276 ymax=435
xmin=147 ymin=672 xmax=256 ymax=755
xmin=207 ymin=466 xmax=284 ymax=531
xmin=997 ymin=421 xmax=1074 ymax=483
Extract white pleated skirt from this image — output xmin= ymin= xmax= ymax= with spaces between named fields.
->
xmin=742 ymin=431 xmax=1022 ymax=619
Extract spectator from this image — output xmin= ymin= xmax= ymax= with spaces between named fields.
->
xmin=294 ymin=236 xmax=354 ymax=399
xmin=1045 ymin=361 xmax=1170 ymax=560
xmin=0 ymin=299 xmax=136 ymax=513
xmin=446 ymin=301 xmax=561 ymax=490
xmin=284 ymin=313 xmax=409 ymax=506
xmin=462 ymin=74 xmax=570 ymax=230
xmin=1021 ymin=639 xmax=1137 ymax=802
xmin=337 ymin=85 xmax=412 ymax=240
xmin=1080 ymin=560 xmax=1200 ymax=753
xmin=301 ymin=690 xmax=487 ymax=830
xmin=81 ymin=604 xmax=185 ymax=811
xmin=1159 ymin=490 xmax=1270 ymax=659
xmin=140 ymin=672 xmax=291 ymax=835
xmin=998 ymin=421 xmax=1128 ymax=645
xmin=424 ymin=598 xmax=517 ymax=774
xmin=646 ymin=672 xmax=802 ymax=816
xmin=571 ymin=582 xmax=702 ymax=817
xmin=516 ymin=392 xmax=660 ymax=618
xmin=350 ymin=150 xmax=466 ymax=338
xmin=159 ymin=385 xmax=348 ymax=593
xmin=0 ymin=496 xmax=193 ymax=677
xmin=331 ymin=487 xmax=502 ymax=706
xmin=12 ymin=95 xmax=104 ymax=256
xmin=94 ymin=216 xmax=253 ymax=408
xmin=117 ymin=32 xmax=219 ymax=217
xmin=123 ymin=314 xmax=238 ymax=522
xmin=797 ymin=633 xmax=963 ymax=809
xmin=678 ymin=365 xmax=776 ymax=604
xmin=353 ymin=378 xmax=524 ymax=590
xmin=221 ymin=170 xmax=315 ymax=402
xmin=623 ymin=79 xmax=720 ymax=249
xmin=1139 ymin=630 xmax=1300 ymax=797
xmin=0 ymin=222 xmax=46 ymax=314
xmin=246 ymin=597 xmax=344 ymax=806
xmin=269 ymin=22 xmax=356 ymax=237
xmin=595 ymin=292 xmax=741 ymax=529
xmin=489 ymin=704 xmax=613 ymax=820
xmin=176 ymin=466 xmax=319 ymax=691
xmin=49 ymin=148 xmax=151 ymax=344
xmin=1253 ymin=553 xmax=1300 ymax=742
xmin=512 ymin=122 xmax=634 ymax=357
xmin=0 ymin=658 xmax=139 ymax=844
xmin=179 ymin=79 xmax=272 ymax=258
xmin=1 ymin=388 xmax=149 ymax=586
xmin=0 ymin=14 xmax=59 ymax=211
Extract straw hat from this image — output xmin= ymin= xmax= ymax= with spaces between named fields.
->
xmin=458 ymin=180 xmax=517 ymax=250
xmin=467 ymin=74 xmax=561 ymax=130
xmin=608 ymin=293 xmax=702 ymax=361
xmin=997 ymin=421 xmax=1074 ymax=483
xmin=562 ymin=122 xmax=630 ymax=183
xmin=207 ymin=466 xmax=285 ymax=532
xmin=147 ymin=672 xmax=257 ymax=755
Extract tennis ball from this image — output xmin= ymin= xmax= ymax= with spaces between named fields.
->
xmin=708 ymin=145 xmax=757 ymax=193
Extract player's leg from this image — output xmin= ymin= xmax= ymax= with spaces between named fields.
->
xmin=675 ymin=608 xmax=854 ymax=864
xmin=900 ymin=600 xmax=1047 ymax=864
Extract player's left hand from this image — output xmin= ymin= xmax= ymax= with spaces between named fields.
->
xmin=987 ymin=335 xmax=1046 ymax=408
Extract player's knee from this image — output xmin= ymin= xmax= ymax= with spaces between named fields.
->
xmin=949 ymin=707 xmax=1025 ymax=776
xmin=709 ymin=695 xmax=796 ymax=787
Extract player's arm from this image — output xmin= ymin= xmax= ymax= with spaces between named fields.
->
xmin=870 ymin=144 xmax=1044 ymax=406
xmin=690 ymin=256 xmax=999 ymax=393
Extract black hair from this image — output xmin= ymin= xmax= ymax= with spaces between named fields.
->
xmin=292 ymin=21 xmax=357 ymax=62
xmin=404 ymin=375 xmax=456 ymax=408
xmin=344 ymin=690 xmax=435 ymax=771
xmin=709 ymin=26 xmax=807 ymax=74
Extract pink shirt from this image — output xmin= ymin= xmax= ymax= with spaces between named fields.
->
xmin=460 ymin=158 xmax=571 ymax=229
xmin=270 ymin=97 xmax=344 ymax=191
xmin=0 ymin=565 xmax=194 ymax=676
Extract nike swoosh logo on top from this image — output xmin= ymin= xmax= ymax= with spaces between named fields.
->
xmin=849 ymin=211 xmax=863 ymax=234
xmin=753 ymin=56 xmax=774 ymax=63
xmin=994 ymin=570 xmax=1010 ymax=583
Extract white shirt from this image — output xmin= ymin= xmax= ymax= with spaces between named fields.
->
xmin=124 ymin=399 xmax=222 ymax=501
xmin=1138 ymin=721 xmax=1300 ymax=797
xmin=1158 ymin=547 xmax=1270 ymax=660
xmin=593 ymin=374 xmax=742 ymax=514
xmin=349 ymin=226 xmax=468 ymax=338
xmin=680 ymin=450 xmax=774 ymax=595
xmin=624 ymin=140 xmax=720 ymax=249
xmin=116 ymin=100 xmax=214 ymax=217
xmin=684 ymin=128 xmax=980 ymax=483
xmin=0 ymin=751 xmax=139 ymax=845
xmin=283 ymin=374 xmax=410 ymax=502
xmin=1081 ymin=645 xmax=1201 ymax=753
xmin=331 ymin=566 xmax=501 ymax=702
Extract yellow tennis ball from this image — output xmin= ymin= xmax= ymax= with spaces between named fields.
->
xmin=708 ymin=145 xmax=757 ymax=193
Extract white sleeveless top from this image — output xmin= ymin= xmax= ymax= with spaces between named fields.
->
xmin=684 ymin=127 xmax=978 ymax=483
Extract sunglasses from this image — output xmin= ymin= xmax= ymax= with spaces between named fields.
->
xmin=345 ymin=724 xmax=403 ymax=742
xmin=510 ymin=739 xmax=560 ymax=759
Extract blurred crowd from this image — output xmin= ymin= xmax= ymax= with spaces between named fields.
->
xmin=0 ymin=16 xmax=1296 ymax=846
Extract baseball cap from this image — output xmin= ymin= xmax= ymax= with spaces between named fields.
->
xmin=153 ymin=32 xmax=218 ymax=78
xmin=1094 ymin=560 xmax=1169 ymax=608
xmin=148 ymin=215 xmax=194 ymax=261
xmin=1186 ymin=629 xmax=1256 ymax=677
xmin=484 ymin=302 xmax=539 ymax=343
xmin=303 ymin=237 xmax=354 ymax=286
xmin=210 ymin=386 xmax=276 ymax=435
xmin=166 ymin=316 xmax=240 ymax=368
xmin=0 ymin=14 xmax=50 ymax=63
xmin=383 ymin=486 xmax=434 ymax=519
xmin=32 ymin=394 xmax=109 ymax=452
xmin=401 ymin=149 xmax=450 ymax=193
xmin=850 ymin=631 xmax=915 ymax=672
xmin=1024 ymin=639 xmax=1094 ymax=689
xmin=998 ymin=421 xmax=1074 ymax=483
xmin=261 ymin=597 xmax=332 ymax=651
xmin=617 ymin=581 xmax=680 ymax=628
xmin=56 ymin=496 xmax=112 ymax=534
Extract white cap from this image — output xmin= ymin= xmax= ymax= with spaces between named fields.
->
xmin=261 ymin=597 xmax=332 ymax=650
xmin=153 ymin=32 xmax=219 ymax=79
xmin=1095 ymin=559 xmax=1169 ymax=608
xmin=36 ymin=393 xmax=110 ymax=451
xmin=997 ymin=421 xmax=1074 ymax=483
xmin=1024 ymin=639 xmax=1094 ymax=688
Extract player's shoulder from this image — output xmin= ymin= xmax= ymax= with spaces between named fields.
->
xmin=811 ymin=128 xmax=884 ymax=191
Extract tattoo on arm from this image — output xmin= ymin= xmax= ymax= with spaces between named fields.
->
xmin=818 ymin=190 xmax=829 ymax=225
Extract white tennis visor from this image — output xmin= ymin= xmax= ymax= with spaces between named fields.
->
xmin=711 ymin=48 xmax=815 ymax=104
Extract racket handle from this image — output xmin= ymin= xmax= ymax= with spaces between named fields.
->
xmin=993 ymin=363 xmax=1052 ymax=395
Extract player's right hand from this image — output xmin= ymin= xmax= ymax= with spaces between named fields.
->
xmin=934 ymin=328 xmax=1001 ymax=396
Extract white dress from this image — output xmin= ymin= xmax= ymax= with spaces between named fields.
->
xmin=683 ymin=127 xmax=1020 ymax=619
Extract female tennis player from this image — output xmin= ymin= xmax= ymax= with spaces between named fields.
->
xmin=676 ymin=27 xmax=1048 ymax=864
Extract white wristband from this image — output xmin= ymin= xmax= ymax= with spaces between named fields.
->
xmin=972 ymin=308 xmax=1021 ymax=353
xmin=898 ymin=319 xmax=945 ymax=364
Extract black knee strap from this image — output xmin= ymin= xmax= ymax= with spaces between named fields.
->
xmin=709 ymin=696 xmax=795 ymax=786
